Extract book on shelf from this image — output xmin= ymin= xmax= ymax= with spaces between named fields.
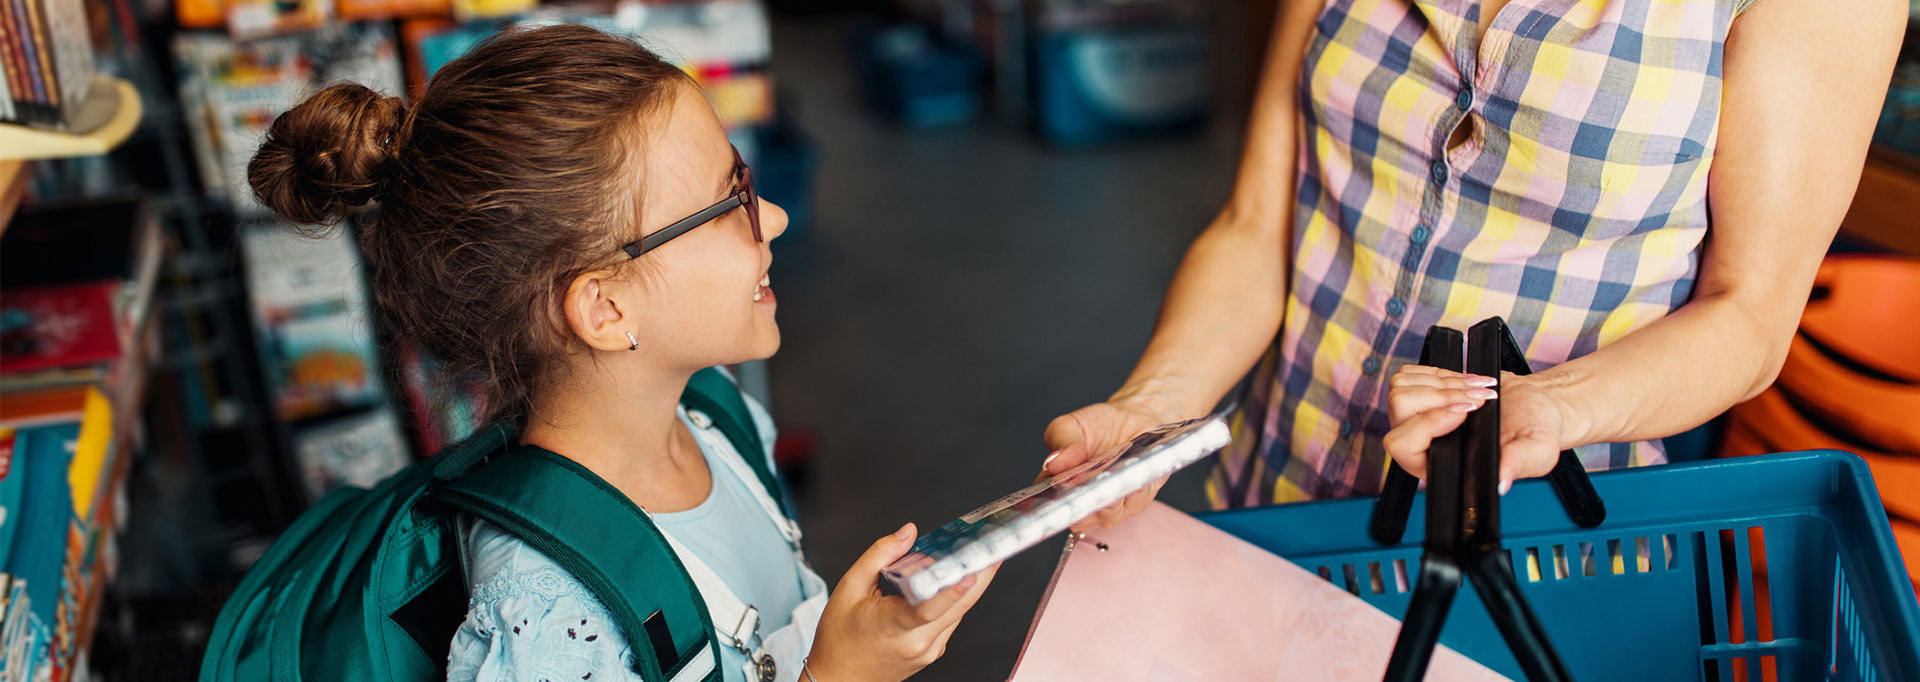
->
xmin=0 ymin=12 xmax=14 ymax=124
xmin=238 ymin=221 xmax=387 ymax=420
xmin=2 ymin=196 xmax=162 ymax=289
xmin=0 ymin=0 xmax=93 ymax=129
xmin=172 ymin=21 xmax=402 ymax=215
xmin=0 ymin=428 xmax=22 ymax=576
xmin=0 ymin=197 xmax=165 ymax=442
xmin=0 ymin=281 xmax=123 ymax=375
xmin=0 ymin=387 xmax=114 ymax=682
xmin=337 ymin=0 xmax=453 ymax=22
xmin=0 ymin=198 xmax=162 ymax=682
xmin=398 ymin=1 xmax=774 ymax=131
xmin=294 ymin=407 xmax=410 ymax=498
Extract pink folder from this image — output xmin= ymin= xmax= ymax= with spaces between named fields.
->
xmin=1010 ymin=502 xmax=1512 ymax=682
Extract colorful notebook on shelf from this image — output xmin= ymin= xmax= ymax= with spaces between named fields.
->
xmin=1011 ymin=502 xmax=1512 ymax=682
xmin=0 ymin=282 xmax=122 ymax=375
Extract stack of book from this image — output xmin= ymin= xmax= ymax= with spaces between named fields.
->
xmin=0 ymin=196 xmax=163 ymax=682
xmin=0 ymin=0 xmax=93 ymax=129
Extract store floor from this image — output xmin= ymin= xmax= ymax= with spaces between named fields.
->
xmin=763 ymin=16 xmax=1248 ymax=681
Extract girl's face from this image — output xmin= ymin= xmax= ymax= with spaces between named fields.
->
xmin=623 ymin=83 xmax=789 ymax=369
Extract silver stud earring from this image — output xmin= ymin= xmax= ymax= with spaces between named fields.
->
xmin=626 ymin=331 xmax=638 ymax=351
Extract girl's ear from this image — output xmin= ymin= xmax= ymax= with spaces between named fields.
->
xmin=562 ymin=269 xmax=637 ymax=352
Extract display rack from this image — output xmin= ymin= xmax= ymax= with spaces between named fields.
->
xmin=0 ymin=76 xmax=144 ymax=162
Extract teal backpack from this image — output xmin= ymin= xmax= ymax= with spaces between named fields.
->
xmin=199 ymin=368 xmax=788 ymax=682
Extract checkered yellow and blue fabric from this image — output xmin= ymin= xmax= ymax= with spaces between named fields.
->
xmin=1209 ymin=0 xmax=1763 ymax=508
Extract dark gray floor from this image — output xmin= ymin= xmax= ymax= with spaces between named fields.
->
xmin=764 ymin=16 xmax=1249 ymax=681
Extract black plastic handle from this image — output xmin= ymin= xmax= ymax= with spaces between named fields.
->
xmin=1382 ymin=556 xmax=1463 ymax=682
xmin=1547 ymin=449 xmax=1607 ymax=528
xmin=1369 ymin=326 xmax=1460 ymax=546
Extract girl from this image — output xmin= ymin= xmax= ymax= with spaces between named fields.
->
xmin=248 ymin=24 xmax=993 ymax=682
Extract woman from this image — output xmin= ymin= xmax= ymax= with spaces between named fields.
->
xmin=249 ymin=24 xmax=990 ymax=682
xmin=1041 ymin=0 xmax=1906 ymax=516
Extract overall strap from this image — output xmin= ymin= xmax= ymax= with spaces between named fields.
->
xmin=435 ymin=448 xmax=720 ymax=682
xmin=681 ymin=367 xmax=790 ymax=519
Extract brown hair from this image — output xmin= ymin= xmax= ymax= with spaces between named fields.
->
xmin=248 ymin=23 xmax=691 ymax=426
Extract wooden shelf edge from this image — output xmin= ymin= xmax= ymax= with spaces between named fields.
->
xmin=0 ymin=76 xmax=143 ymax=162
xmin=0 ymin=158 xmax=27 ymax=238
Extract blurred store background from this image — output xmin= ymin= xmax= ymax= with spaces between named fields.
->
xmin=0 ymin=0 xmax=1913 ymax=680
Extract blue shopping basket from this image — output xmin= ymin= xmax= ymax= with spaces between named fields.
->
xmin=1198 ymin=450 xmax=1920 ymax=681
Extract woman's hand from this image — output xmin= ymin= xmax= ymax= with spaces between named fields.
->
xmin=1040 ymin=400 xmax=1171 ymax=531
xmin=806 ymin=524 xmax=996 ymax=682
xmin=1382 ymin=366 xmax=1573 ymax=488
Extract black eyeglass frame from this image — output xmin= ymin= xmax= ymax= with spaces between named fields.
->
xmin=620 ymin=145 xmax=761 ymax=259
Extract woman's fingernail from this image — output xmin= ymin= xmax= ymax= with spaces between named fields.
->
xmin=1448 ymin=402 xmax=1477 ymax=412
xmin=1043 ymin=451 xmax=1060 ymax=469
xmin=1499 ymin=479 xmax=1513 ymax=495
xmin=1467 ymin=387 xmax=1498 ymax=400
xmin=1467 ymin=375 xmax=1499 ymax=387
xmin=895 ymin=523 xmax=914 ymax=541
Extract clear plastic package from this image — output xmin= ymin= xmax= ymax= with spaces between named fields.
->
xmin=879 ymin=413 xmax=1233 ymax=604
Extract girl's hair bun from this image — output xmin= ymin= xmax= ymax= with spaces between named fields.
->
xmin=247 ymin=82 xmax=406 ymax=225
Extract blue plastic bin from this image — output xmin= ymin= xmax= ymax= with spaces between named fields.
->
xmin=1197 ymin=451 xmax=1920 ymax=681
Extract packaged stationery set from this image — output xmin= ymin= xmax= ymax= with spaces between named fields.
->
xmin=881 ymin=413 xmax=1232 ymax=603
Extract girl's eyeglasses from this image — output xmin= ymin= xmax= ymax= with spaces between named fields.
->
xmin=620 ymin=145 xmax=760 ymax=259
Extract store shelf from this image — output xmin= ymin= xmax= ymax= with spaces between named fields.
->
xmin=1840 ymin=146 xmax=1920 ymax=257
xmin=0 ymin=158 xmax=28 ymax=237
xmin=0 ymin=75 xmax=143 ymax=161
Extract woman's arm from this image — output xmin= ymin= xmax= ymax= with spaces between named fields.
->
xmin=1100 ymin=0 xmax=1323 ymax=423
xmin=1383 ymin=0 xmax=1909 ymax=481
xmin=1037 ymin=0 xmax=1324 ymax=528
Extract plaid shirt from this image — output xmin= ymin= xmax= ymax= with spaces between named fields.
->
xmin=1209 ymin=0 xmax=1762 ymax=508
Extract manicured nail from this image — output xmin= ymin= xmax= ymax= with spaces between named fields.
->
xmin=1448 ymin=402 xmax=1477 ymax=412
xmin=1466 ymin=375 xmax=1499 ymax=387
xmin=1499 ymin=479 xmax=1513 ymax=495
xmin=1043 ymin=451 xmax=1060 ymax=469
xmin=1467 ymin=387 xmax=1498 ymax=400
xmin=895 ymin=523 xmax=914 ymax=541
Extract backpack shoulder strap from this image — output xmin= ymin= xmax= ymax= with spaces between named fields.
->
xmin=680 ymin=367 xmax=789 ymax=519
xmin=434 ymin=448 xmax=721 ymax=682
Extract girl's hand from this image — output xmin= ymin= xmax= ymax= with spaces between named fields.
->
xmin=1382 ymin=366 xmax=1572 ymax=488
xmin=806 ymin=524 xmax=997 ymax=682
